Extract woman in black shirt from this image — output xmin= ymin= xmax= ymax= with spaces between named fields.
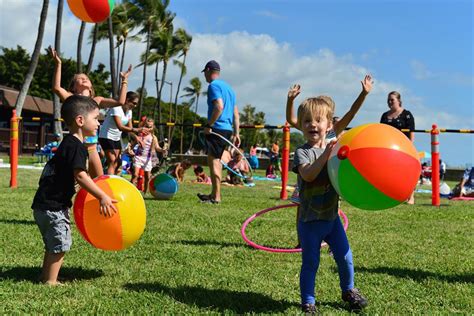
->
xmin=380 ymin=91 xmax=416 ymax=204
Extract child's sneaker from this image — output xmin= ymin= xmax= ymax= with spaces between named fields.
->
xmin=301 ymin=303 xmax=317 ymax=315
xmin=342 ymin=288 xmax=368 ymax=311
xmin=290 ymin=186 xmax=300 ymax=204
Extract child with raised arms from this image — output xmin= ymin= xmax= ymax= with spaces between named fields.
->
xmin=32 ymin=95 xmax=117 ymax=285
xmin=50 ymin=47 xmax=132 ymax=178
xmin=288 ymin=75 xmax=372 ymax=313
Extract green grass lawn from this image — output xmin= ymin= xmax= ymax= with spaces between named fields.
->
xmin=0 ymin=168 xmax=472 ymax=314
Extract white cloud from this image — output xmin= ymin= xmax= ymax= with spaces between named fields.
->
xmin=1 ymin=1 xmax=472 ymax=132
xmin=411 ymin=59 xmax=474 ymax=87
xmin=253 ymin=10 xmax=285 ymax=20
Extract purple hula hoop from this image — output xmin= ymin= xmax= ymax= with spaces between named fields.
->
xmin=241 ymin=203 xmax=349 ymax=253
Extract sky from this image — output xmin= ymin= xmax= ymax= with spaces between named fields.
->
xmin=0 ymin=0 xmax=472 ymax=167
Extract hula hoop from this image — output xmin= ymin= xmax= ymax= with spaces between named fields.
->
xmin=241 ymin=204 xmax=349 ymax=253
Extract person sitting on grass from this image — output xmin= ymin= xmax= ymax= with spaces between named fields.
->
xmin=31 ymin=95 xmax=117 ymax=286
xmin=167 ymin=159 xmax=192 ymax=183
xmin=453 ymin=167 xmax=474 ymax=197
xmin=224 ymin=149 xmax=250 ymax=185
xmin=193 ymin=165 xmax=211 ymax=184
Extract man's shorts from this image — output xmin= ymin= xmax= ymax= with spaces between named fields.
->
xmin=33 ymin=208 xmax=72 ymax=253
xmin=98 ymin=137 xmax=122 ymax=150
xmin=205 ymin=129 xmax=233 ymax=159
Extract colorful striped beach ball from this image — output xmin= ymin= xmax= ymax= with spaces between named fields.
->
xmin=74 ymin=175 xmax=146 ymax=250
xmin=328 ymin=123 xmax=420 ymax=210
xmin=67 ymin=0 xmax=115 ymax=23
xmin=149 ymin=173 xmax=178 ymax=200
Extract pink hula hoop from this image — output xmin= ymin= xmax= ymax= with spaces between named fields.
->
xmin=240 ymin=203 xmax=349 ymax=253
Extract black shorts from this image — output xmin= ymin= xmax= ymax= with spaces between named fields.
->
xmin=205 ymin=129 xmax=233 ymax=159
xmin=98 ymin=138 xmax=121 ymax=150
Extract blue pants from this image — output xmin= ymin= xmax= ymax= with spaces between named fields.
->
xmin=298 ymin=217 xmax=354 ymax=305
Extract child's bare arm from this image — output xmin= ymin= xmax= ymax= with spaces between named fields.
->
xmin=297 ymin=141 xmax=337 ymax=182
xmin=49 ymin=47 xmax=72 ymax=101
xmin=118 ymin=64 xmax=132 ymax=105
xmin=152 ymin=136 xmax=167 ymax=154
xmin=286 ymin=84 xmax=301 ymax=129
xmin=74 ymin=170 xmax=118 ymax=217
xmin=334 ymin=75 xmax=373 ymax=135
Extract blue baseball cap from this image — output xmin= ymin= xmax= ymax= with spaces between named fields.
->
xmin=201 ymin=60 xmax=220 ymax=72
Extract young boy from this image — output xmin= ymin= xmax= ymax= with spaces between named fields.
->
xmin=32 ymin=95 xmax=117 ymax=286
xmin=288 ymin=75 xmax=373 ymax=313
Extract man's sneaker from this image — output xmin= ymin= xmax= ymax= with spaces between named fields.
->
xmin=342 ymin=288 xmax=368 ymax=311
xmin=301 ymin=303 xmax=317 ymax=314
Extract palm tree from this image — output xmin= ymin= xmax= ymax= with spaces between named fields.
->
xmin=172 ymin=28 xmax=192 ymax=119
xmin=77 ymin=21 xmax=86 ymax=73
xmin=126 ymin=0 xmax=175 ymax=120
xmin=53 ymin=0 xmax=64 ymax=138
xmin=181 ymin=77 xmax=203 ymax=151
xmin=14 ymin=0 xmax=49 ymax=117
xmin=107 ymin=17 xmax=118 ymax=98
xmin=149 ymin=24 xmax=181 ymax=133
xmin=86 ymin=23 xmax=99 ymax=74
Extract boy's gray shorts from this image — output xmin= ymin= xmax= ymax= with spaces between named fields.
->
xmin=33 ymin=208 xmax=72 ymax=253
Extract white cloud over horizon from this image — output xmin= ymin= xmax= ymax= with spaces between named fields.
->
xmin=1 ymin=1 xmax=472 ymax=166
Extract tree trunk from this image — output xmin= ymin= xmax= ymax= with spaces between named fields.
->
xmin=15 ymin=0 xmax=49 ymax=117
xmin=120 ymin=38 xmax=127 ymax=80
xmin=77 ymin=21 xmax=85 ymax=73
xmin=187 ymin=94 xmax=199 ymax=151
xmin=157 ymin=60 xmax=168 ymax=140
xmin=53 ymin=0 xmax=63 ymax=138
xmin=116 ymin=43 xmax=121 ymax=85
xmin=86 ymin=24 xmax=98 ymax=74
xmin=152 ymin=62 xmax=159 ymax=121
xmin=107 ymin=17 xmax=117 ymax=98
xmin=168 ymin=53 xmax=187 ymax=149
xmin=138 ymin=24 xmax=152 ymax=120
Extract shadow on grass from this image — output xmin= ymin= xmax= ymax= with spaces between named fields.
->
xmin=172 ymin=239 xmax=247 ymax=249
xmin=358 ymin=266 xmax=473 ymax=284
xmin=0 ymin=219 xmax=35 ymax=225
xmin=124 ymin=282 xmax=295 ymax=313
xmin=0 ymin=266 xmax=104 ymax=283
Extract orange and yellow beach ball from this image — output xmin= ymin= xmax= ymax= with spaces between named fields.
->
xmin=328 ymin=123 xmax=420 ymax=210
xmin=74 ymin=175 xmax=146 ymax=251
xmin=67 ymin=0 xmax=115 ymax=23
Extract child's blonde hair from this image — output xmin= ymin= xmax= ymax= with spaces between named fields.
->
xmin=297 ymin=96 xmax=335 ymax=130
xmin=68 ymin=73 xmax=95 ymax=97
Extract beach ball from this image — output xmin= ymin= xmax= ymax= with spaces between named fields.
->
xmin=328 ymin=123 xmax=420 ymax=210
xmin=149 ymin=173 xmax=178 ymax=200
xmin=67 ymin=0 xmax=115 ymax=23
xmin=74 ymin=175 xmax=146 ymax=250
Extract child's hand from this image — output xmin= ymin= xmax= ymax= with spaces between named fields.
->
xmin=288 ymin=84 xmax=301 ymax=100
xmin=99 ymin=194 xmax=118 ymax=217
xmin=323 ymin=138 xmax=338 ymax=158
xmin=361 ymin=75 xmax=373 ymax=94
xmin=120 ymin=64 xmax=132 ymax=80
xmin=49 ymin=47 xmax=62 ymax=65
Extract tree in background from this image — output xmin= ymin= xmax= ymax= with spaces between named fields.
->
xmin=181 ymin=77 xmax=203 ymax=152
xmin=13 ymin=0 xmax=49 ymax=117
xmin=52 ymin=0 xmax=64 ymax=137
xmin=239 ymin=104 xmax=266 ymax=149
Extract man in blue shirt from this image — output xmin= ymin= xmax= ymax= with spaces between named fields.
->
xmin=197 ymin=60 xmax=240 ymax=204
